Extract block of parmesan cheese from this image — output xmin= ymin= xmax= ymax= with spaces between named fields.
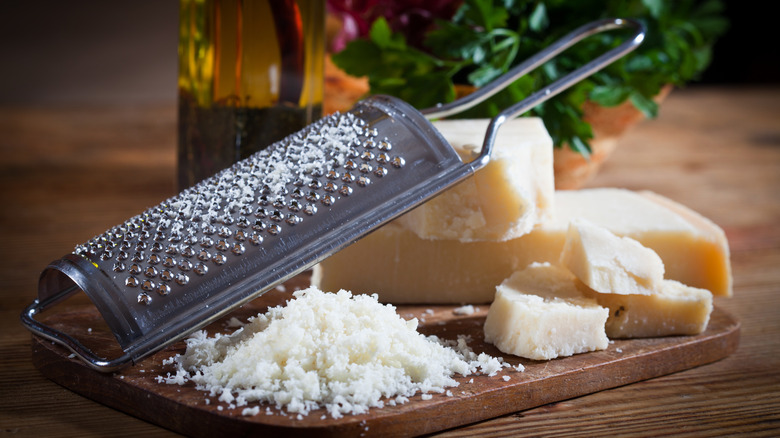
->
xmin=395 ymin=118 xmax=554 ymax=242
xmin=483 ymin=263 xmax=609 ymax=360
xmin=579 ymin=279 xmax=713 ymax=338
xmin=312 ymin=222 xmax=536 ymax=303
xmin=560 ymin=219 xmax=664 ymax=295
xmin=312 ymin=189 xmax=731 ymax=303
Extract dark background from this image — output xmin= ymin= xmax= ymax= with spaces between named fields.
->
xmin=0 ymin=1 xmax=775 ymax=106
xmin=697 ymin=2 xmax=778 ymax=85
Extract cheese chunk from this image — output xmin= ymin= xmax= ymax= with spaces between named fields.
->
xmin=312 ymin=189 xmax=731 ymax=303
xmin=580 ymin=280 xmax=713 ymax=338
xmin=483 ymin=263 xmax=609 ymax=360
xmin=554 ymin=189 xmax=731 ymax=297
xmin=560 ymin=219 xmax=664 ymax=295
xmin=396 ymin=118 xmax=554 ymax=241
xmin=312 ymin=222 xmax=537 ymax=303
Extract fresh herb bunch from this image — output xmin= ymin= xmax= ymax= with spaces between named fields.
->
xmin=331 ymin=0 xmax=728 ymax=154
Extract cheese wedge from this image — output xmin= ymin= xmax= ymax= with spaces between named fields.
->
xmin=483 ymin=263 xmax=609 ymax=360
xmin=558 ymin=220 xmax=712 ymax=337
xmin=560 ymin=219 xmax=664 ymax=295
xmin=579 ymin=279 xmax=713 ymax=338
xmin=554 ymin=189 xmax=731 ymax=297
xmin=312 ymin=189 xmax=732 ymax=303
xmin=396 ymin=118 xmax=554 ymax=242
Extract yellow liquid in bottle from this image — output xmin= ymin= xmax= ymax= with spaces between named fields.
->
xmin=177 ymin=0 xmax=324 ymax=189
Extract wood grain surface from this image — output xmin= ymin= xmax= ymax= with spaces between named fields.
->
xmin=2 ymin=87 xmax=780 ymax=437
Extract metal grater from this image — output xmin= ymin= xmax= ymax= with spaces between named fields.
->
xmin=22 ymin=18 xmax=645 ymax=371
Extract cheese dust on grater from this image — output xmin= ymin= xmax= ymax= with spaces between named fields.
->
xmin=170 ymin=111 xmax=361 ymax=224
xmin=159 ymin=287 xmax=518 ymax=418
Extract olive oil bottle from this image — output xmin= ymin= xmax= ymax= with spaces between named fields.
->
xmin=178 ymin=0 xmax=325 ymax=189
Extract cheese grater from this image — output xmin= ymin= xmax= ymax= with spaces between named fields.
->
xmin=22 ymin=18 xmax=645 ymax=371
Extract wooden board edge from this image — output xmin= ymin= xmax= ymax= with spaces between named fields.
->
xmin=30 ymin=307 xmax=740 ymax=438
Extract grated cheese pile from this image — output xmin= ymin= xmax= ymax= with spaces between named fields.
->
xmin=162 ymin=287 xmax=513 ymax=418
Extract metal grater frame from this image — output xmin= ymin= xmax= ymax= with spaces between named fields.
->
xmin=22 ymin=18 xmax=645 ymax=372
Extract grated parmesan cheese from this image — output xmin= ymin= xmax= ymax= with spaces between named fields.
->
xmin=165 ymin=287 xmax=512 ymax=418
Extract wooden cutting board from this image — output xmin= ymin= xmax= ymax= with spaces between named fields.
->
xmin=30 ymin=274 xmax=740 ymax=438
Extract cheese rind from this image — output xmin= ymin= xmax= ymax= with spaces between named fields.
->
xmin=396 ymin=118 xmax=554 ymax=242
xmin=560 ymin=219 xmax=664 ymax=295
xmin=312 ymin=189 xmax=732 ymax=303
xmin=579 ymin=279 xmax=713 ymax=338
xmin=483 ymin=263 xmax=609 ymax=360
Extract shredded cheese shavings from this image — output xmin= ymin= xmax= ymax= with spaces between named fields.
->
xmin=164 ymin=287 xmax=515 ymax=418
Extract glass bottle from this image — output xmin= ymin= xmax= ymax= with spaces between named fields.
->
xmin=177 ymin=0 xmax=325 ymax=190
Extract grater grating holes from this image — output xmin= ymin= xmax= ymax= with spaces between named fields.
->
xmin=73 ymin=111 xmax=406 ymax=306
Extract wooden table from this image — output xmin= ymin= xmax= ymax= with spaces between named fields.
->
xmin=1 ymin=87 xmax=778 ymax=436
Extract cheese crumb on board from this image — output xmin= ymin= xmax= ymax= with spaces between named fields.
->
xmin=453 ymin=305 xmax=477 ymax=315
xmin=396 ymin=118 xmax=553 ymax=242
xmin=225 ymin=317 xmax=244 ymax=328
xmin=560 ymin=219 xmax=664 ymax=295
xmin=483 ymin=263 xmax=609 ymax=360
xmin=165 ymin=287 xmax=514 ymax=418
xmin=242 ymin=406 xmax=260 ymax=416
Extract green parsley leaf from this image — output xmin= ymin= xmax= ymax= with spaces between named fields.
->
xmin=331 ymin=0 xmax=728 ymax=153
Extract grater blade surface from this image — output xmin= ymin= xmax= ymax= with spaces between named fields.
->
xmin=30 ymin=96 xmax=474 ymax=370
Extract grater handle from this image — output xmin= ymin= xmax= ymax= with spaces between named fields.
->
xmin=421 ymin=18 xmax=645 ymax=170
xmin=22 ymin=292 xmax=132 ymax=372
